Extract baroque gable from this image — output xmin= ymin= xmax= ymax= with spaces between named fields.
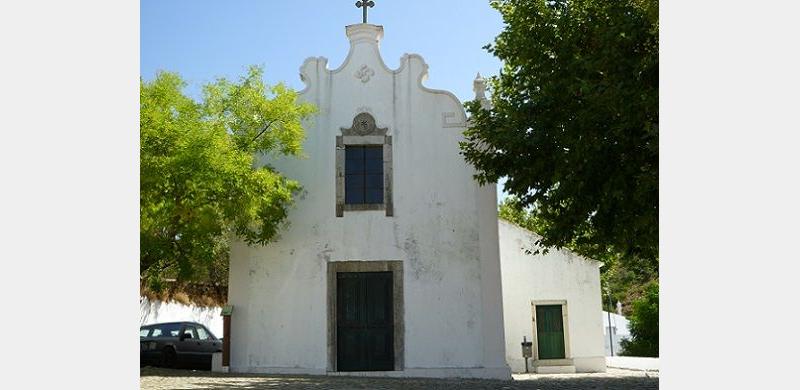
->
xmin=297 ymin=24 xmax=468 ymax=131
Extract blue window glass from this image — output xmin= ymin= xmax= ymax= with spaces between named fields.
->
xmin=365 ymin=159 xmax=383 ymax=174
xmin=345 ymin=146 xmax=365 ymax=160
xmin=345 ymin=175 xmax=365 ymax=189
xmin=345 ymin=158 xmax=364 ymax=174
xmin=346 ymin=189 xmax=365 ymax=204
xmin=364 ymin=147 xmax=383 ymax=160
xmin=365 ymin=188 xmax=383 ymax=203
xmin=365 ymin=174 xmax=383 ymax=188
xmin=345 ymin=145 xmax=384 ymax=205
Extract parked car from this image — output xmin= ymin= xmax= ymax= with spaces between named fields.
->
xmin=140 ymin=321 xmax=222 ymax=370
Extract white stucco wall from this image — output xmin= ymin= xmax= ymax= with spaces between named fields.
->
xmin=139 ymin=298 xmax=223 ymax=338
xmin=498 ymin=220 xmax=606 ymax=373
xmin=603 ymin=311 xmax=631 ymax=356
xmin=227 ymin=24 xmax=509 ymax=379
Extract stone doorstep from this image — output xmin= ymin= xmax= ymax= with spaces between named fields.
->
xmin=534 ymin=365 xmax=576 ymax=374
xmin=326 ymin=371 xmax=404 ymax=377
xmin=531 ymin=358 xmax=576 ymax=374
xmin=532 ymin=358 xmax=574 ymax=367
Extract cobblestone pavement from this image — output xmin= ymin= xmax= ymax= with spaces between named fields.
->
xmin=140 ymin=367 xmax=658 ymax=390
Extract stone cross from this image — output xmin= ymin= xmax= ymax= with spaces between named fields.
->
xmin=356 ymin=0 xmax=375 ymax=23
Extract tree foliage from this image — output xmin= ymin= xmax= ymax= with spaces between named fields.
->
xmin=463 ymin=0 xmax=659 ymax=269
xmin=620 ymin=281 xmax=659 ymax=357
xmin=140 ymin=66 xmax=316 ymax=297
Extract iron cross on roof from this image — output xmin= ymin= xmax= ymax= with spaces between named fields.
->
xmin=355 ymin=1 xmax=375 ymax=23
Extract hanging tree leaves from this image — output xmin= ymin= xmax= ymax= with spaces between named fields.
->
xmin=462 ymin=0 xmax=659 ymax=269
xmin=140 ymin=66 xmax=316 ymax=300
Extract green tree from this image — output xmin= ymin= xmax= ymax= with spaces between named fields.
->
xmin=463 ymin=0 xmax=659 ymax=269
xmin=620 ymin=281 xmax=659 ymax=356
xmin=140 ymin=66 xmax=316 ymax=299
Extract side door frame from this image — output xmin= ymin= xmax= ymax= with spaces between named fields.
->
xmin=530 ymin=300 xmax=572 ymax=362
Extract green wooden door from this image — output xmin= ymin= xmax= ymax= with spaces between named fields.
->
xmin=535 ymin=305 xmax=566 ymax=359
xmin=336 ymin=272 xmax=394 ymax=371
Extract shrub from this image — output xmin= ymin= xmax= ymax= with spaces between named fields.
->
xmin=620 ymin=281 xmax=659 ymax=357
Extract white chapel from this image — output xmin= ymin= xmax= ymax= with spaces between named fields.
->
xmin=224 ymin=21 xmax=606 ymax=379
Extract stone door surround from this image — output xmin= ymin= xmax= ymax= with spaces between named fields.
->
xmin=327 ymin=260 xmax=404 ymax=372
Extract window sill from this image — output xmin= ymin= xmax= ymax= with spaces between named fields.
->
xmin=343 ymin=203 xmax=386 ymax=211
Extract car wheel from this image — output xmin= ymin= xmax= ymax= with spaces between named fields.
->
xmin=161 ymin=347 xmax=177 ymax=369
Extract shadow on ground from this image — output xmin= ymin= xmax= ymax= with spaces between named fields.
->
xmin=140 ymin=367 xmax=659 ymax=390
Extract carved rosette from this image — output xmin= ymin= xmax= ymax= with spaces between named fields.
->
xmin=340 ymin=112 xmax=388 ymax=136
xmin=354 ymin=64 xmax=375 ymax=83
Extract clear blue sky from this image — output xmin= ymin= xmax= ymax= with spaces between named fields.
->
xmin=141 ymin=0 xmax=504 ymax=102
xmin=141 ymin=0 xmax=509 ymax=200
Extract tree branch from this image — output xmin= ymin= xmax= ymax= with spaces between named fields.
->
xmin=249 ymin=120 xmax=276 ymax=145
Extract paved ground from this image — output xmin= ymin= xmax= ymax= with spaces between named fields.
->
xmin=606 ymin=356 xmax=659 ymax=372
xmin=140 ymin=367 xmax=658 ymax=389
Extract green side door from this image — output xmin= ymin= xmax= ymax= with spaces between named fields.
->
xmin=535 ymin=304 xmax=566 ymax=359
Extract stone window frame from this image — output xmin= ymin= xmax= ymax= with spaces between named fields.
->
xmin=530 ymin=300 xmax=574 ymax=366
xmin=336 ymin=113 xmax=393 ymax=217
xmin=326 ymin=260 xmax=405 ymax=372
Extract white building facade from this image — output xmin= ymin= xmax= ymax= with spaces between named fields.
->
xmin=498 ymin=220 xmax=607 ymax=373
xmin=226 ymin=23 xmax=509 ymax=379
xmin=221 ymin=22 xmax=607 ymax=379
xmin=603 ymin=311 xmax=631 ymax=356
